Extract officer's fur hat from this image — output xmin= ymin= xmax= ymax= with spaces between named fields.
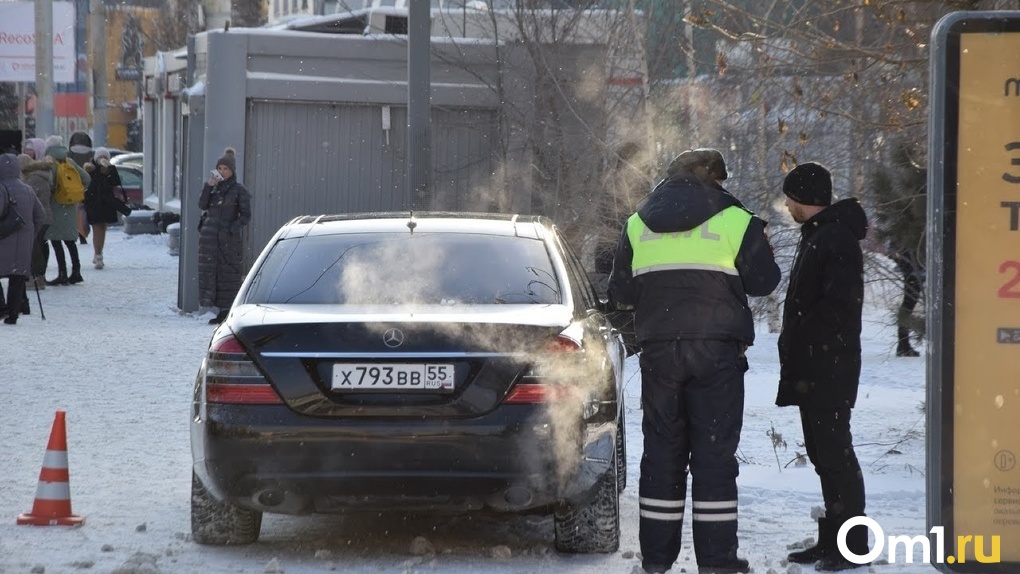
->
xmin=666 ymin=148 xmax=728 ymax=184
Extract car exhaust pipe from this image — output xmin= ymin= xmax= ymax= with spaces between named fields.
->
xmin=503 ymin=486 xmax=533 ymax=509
xmin=255 ymin=488 xmax=286 ymax=507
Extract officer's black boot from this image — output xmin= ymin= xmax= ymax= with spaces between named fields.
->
xmin=788 ymin=517 xmax=835 ymax=564
xmin=815 ymin=520 xmax=870 ymax=571
xmin=698 ymin=558 xmax=749 ymax=574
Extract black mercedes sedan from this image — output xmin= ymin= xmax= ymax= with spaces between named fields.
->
xmin=191 ymin=212 xmax=627 ymax=553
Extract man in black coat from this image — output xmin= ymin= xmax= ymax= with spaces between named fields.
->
xmin=610 ymin=149 xmax=780 ymax=574
xmin=777 ymin=162 xmax=870 ymax=571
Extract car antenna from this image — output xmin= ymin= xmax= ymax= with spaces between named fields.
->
xmin=407 ymin=211 xmax=416 ymax=234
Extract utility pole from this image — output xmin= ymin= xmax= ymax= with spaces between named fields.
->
xmin=407 ymin=0 xmax=432 ymax=210
xmin=90 ymin=0 xmax=107 ymax=146
xmin=35 ymin=0 xmax=54 ymax=139
xmin=18 ymin=83 xmax=26 ymax=140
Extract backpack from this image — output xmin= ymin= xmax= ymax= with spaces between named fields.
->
xmin=53 ymin=159 xmax=85 ymax=205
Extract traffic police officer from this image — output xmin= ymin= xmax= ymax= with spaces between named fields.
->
xmin=608 ymin=149 xmax=780 ymax=574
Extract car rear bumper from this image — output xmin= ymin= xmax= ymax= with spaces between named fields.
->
xmin=191 ymin=403 xmax=616 ymax=515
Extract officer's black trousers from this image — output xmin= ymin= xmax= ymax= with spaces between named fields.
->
xmin=799 ymin=407 xmax=866 ymax=522
xmin=638 ymin=339 xmax=746 ymax=569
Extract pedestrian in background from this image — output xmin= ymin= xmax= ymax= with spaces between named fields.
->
xmin=20 ymin=138 xmax=53 ymax=290
xmin=0 ymin=154 xmax=46 ymax=324
xmin=609 ymin=149 xmax=780 ymax=574
xmin=43 ymin=135 xmax=90 ymax=286
xmin=777 ymin=162 xmax=871 ymax=571
xmin=198 ymin=147 xmax=252 ymax=325
xmin=83 ymin=147 xmax=124 ymax=270
xmin=889 ymin=242 xmax=923 ymax=357
xmin=68 ymin=131 xmax=94 ymax=245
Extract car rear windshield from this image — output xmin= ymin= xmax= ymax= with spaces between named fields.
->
xmin=243 ymin=232 xmax=562 ymax=305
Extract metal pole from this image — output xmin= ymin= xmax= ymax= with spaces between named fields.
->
xmin=89 ymin=0 xmax=107 ymax=146
xmin=18 ymin=83 xmax=26 ymax=142
xmin=34 ymin=0 xmax=55 ymax=139
xmin=407 ymin=0 xmax=432 ymax=210
xmin=32 ymin=274 xmax=45 ymax=320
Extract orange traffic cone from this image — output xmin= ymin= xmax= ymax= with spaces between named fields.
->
xmin=17 ymin=411 xmax=84 ymax=526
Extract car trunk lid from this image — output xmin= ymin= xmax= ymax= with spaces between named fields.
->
xmin=230 ymin=304 xmax=574 ymax=418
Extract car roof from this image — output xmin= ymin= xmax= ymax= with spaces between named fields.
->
xmin=278 ymin=212 xmax=552 ymax=240
xmin=111 ymin=152 xmax=143 ymax=166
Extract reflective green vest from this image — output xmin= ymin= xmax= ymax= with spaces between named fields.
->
xmin=627 ymin=206 xmax=752 ymax=277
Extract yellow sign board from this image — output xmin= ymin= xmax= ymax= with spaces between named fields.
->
xmin=953 ymin=31 xmax=1020 ymax=563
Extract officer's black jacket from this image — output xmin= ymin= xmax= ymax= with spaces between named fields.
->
xmin=607 ymin=174 xmax=780 ymax=344
xmin=777 ymin=198 xmax=869 ymax=409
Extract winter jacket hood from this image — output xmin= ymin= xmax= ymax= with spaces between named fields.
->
xmin=0 ymin=153 xmax=20 ymax=180
xmin=68 ymin=131 xmax=93 ymax=166
xmin=45 ymin=145 xmax=69 ymax=162
xmin=804 ymin=198 xmax=868 ymax=241
xmin=24 ymin=138 xmax=47 ymax=161
xmin=20 ymin=157 xmax=54 ymax=224
xmin=20 ymin=157 xmax=54 ymax=176
xmin=638 ymin=174 xmax=744 ymax=233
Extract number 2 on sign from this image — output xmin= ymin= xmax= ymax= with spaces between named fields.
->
xmin=1000 ymin=261 xmax=1020 ymax=298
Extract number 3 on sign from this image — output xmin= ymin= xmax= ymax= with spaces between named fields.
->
xmin=1000 ymin=261 xmax=1020 ymax=298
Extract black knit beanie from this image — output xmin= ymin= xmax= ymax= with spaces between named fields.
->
xmin=783 ymin=162 xmax=832 ymax=206
xmin=216 ymin=147 xmax=237 ymax=172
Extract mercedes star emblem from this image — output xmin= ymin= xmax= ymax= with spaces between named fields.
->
xmin=383 ymin=328 xmax=404 ymax=348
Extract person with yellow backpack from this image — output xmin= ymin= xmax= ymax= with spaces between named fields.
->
xmin=42 ymin=135 xmax=90 ymax=285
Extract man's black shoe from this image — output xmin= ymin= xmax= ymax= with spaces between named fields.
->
xmin=208 ymin=310 xmax=229 ymax=325
xmin=641 ymin=564 xmax=670 ymax=574
xmin=699 ymin=558 xmax=750 ymax=574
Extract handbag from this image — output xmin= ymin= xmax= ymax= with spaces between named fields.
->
xmin=0 ymin=184 xmax=26 ymax=239
xmin=107 ymin=186 xmax=133 ymax=216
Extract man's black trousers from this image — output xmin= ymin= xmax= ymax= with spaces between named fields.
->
xmin=799 ymin=407 xmax=866 ymax=522
xmin=638 ymin=339 xmax=746 ymax=569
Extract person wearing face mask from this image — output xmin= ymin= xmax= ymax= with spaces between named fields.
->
xmin=82 ymin=147 xmax=124 ymax=270
xmin=198 ymin=147 xmax=252 ymax=325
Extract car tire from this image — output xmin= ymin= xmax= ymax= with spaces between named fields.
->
xmin=553 ymin=448 xmax=620 ymax=553
xmin=616 ymin=410 xmax=627 ymax=493
xmin=191 ymin=472 xmax=262 ymax=545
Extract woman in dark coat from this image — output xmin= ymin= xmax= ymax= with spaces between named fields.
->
xmin=0 ymin=153 xmax=46 ymax=324
xmin=83 ymin=147 xmax=124 ymax=270
xmin=198 ymin=147 xmax=252 ymax=325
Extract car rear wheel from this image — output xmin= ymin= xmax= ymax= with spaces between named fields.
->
xmin=191 ymin=472 xmax=262 ymax=545
xmin=553 ymin=446 xmax=620 ymax=553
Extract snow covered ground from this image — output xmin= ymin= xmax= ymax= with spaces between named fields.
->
xmin=0 ymin=228 xmax=935 ymax=573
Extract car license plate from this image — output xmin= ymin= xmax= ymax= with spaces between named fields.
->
xmin=331 ymin=363 xmax=455 ymax=391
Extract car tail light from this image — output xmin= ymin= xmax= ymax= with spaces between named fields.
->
xmin=204 ymin=334 xmax=283 ymax=405
xmin=504 ymin=333 xmax=584 ymax=404
xmin=545 ymin=334 xmax=582 ymax=353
